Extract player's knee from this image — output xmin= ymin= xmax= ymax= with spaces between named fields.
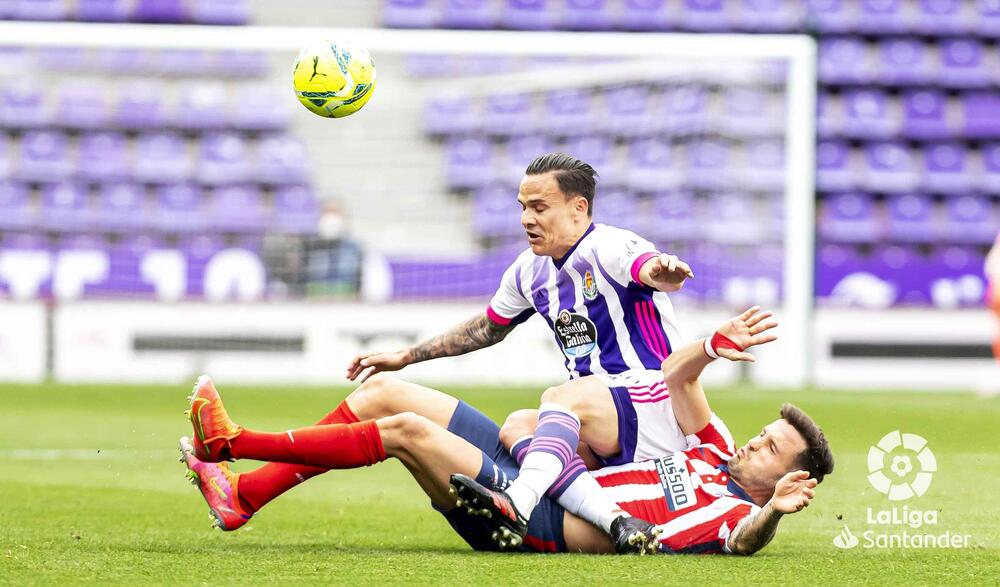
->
xmin=499 ymin=409 xmax=538 ymax=449
xmin=540 ymin=383 xmax=585 ymax=414
xmin=389 ymin=411 xmax=433 ymax=442
xmin=347 ymin=373 xmax=402 ymax=419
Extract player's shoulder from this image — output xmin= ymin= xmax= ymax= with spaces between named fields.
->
xmin=589 ymin=223 xmax=652 ymax=251
xmin=507 ymin=246 xmax=538 ymax=268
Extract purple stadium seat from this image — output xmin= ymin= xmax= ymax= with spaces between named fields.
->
xmin=915 ymin=0 xmax=970 ymax=35
xmin=254 ymin=135 xmax=310 ymax=186
xmin=0 ymin=81 xmax=49 ymax=129
xmin=937 ymin=39 xmax=991 ymax=88
xmin=841 ymin=89 xmax=898 ymax=140
xmin=982 ymin=143 xmax=1000 ymax=193
xmin=77 ymin=0 xmax=130 ymax=21
xmin=877 ymin=245 xmax=935 ymax=305
xmin=132 ymin=0 xmax=188 ymax=23
xmin=621 ymin=0 xmax=677 ymax=31
xmin=94 ymin=182 xmax=148 ymax=232
xmin=740 ymin=140 xmax=785 ymax=192
xmin=0 ymin=181 xmax=34 ymax=230
xmin=441 ymin=0 xmax=496 ymax=28
xmin=423 ymin=96 xmax=481 ymax=136
xmin=210 ymin=50 xmax=269 ymax=78
xmin=504 ymin=135 xmax=556 ymax=182
xmin=816 ymin=140 xmax=857 ymax=192
xmin=819 ymin=37 xmax=874 ymax=85
xmin=473 ymin=186 xmax=524 ymax=239
xmin=159 ymin=50 xmax=211 ymax=75
xmin=40 ymin=181 xmax=91 ymax=231
xmin=805 ymin=0 xmax=855 ymax=33
xmin=482 ymin=93 xmax=537 ymax=136
xmin=816 ymin=92 xmax=841 ymax=138
xmin=601 ymin=85 xmax=652 ymax=138
xmin=921 ymin=143 xmax=975 ymax=194
xmin=564 ymin=136 xmax=618 ymax=185
xmin=944 ymin=195 xmax=997 ymax=244
xmin=543 ymin=89 xmax=596 ymax=137
xmin=562 ymin=0 xmax=615 ymax=30
xmin=976 ymin=0 xmax=1000 ymax=37
xmin=445 ymin=137 xmax=495 ymax=190
xmin=382 ymin=0 xmax=441 ymax=28
xmin=739 ymin=0 xmax=803 ymax=32
xmin=209 ymin=185 xmax=266 ymax=232
xmin=626 ymin=138 xmax=682 ymax=193
xmin=818 ymin=192 xmax=881 ymax=243
xmin=960 ymin=92 xmax=1000 ymax=139
xmin=928 ymin=245 xmax=987 ymax=308
xmin=77 ymin=132 xmax=130 ymax=182
xmin=856 ymin=0 xmax=910 ymax=34
xmin=717 ymin=88 xmax=780 ymax=138
xmin=685 ymin=140 xmax=731 ymax=190
xmin=96 ymin=48 xmax=151 ymax=75
xmin=36 ymin=46 xmax=90 ymax=73
xmin=596 ymin=189 xmax=643 ymax=234
xmin=11 ymin=0 xmax=70 ymax=20
xmin=502 ymin=0 xmax=557 ymax=30
xmin=133 ymin=132 xmax=192 ymax=184
xmin=17 ymin=131 xmax=73 ymax=183
xmin=197 ymin=133 xmax=251 ymax=186
xmin=273 ymin=186 xmax=319 ymax=234
xmin=58 ymin=83 xmax=110 ymax=129
xmin=154 ymin=183 xmax=206 ymax=234
xmin=646 ymin=191 xmax=700 ymax=241
xmin=232 ymin=84 xmax=290 ymax=131
xmin=862 ymin=141 xmax=920 ymax=193
xmin=706 ymin=193 xmax=766 ymax=244
xmin=878 ymin=38 xmax=934 ymax=87
xmin=0 ymin=136 xmax=10 ymax=181
xmin=189 ymin=0 xmax=249 ymax=25
xmin=680 ymin=0 xmax=732 ymax=31
xmin=654 ymin=84 xmax=709 ymax=136
xmin=900 ymin=90 xmax=955 ymax=140
xmin=174 ymin=83 xmax=227 ymax=130
xmin=885 ymin=193 xmax=937 ymax=243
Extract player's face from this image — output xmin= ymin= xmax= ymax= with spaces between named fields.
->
xmin=517 ymin=172 xmax=588 ymax=258
xmin=728 ymin=419 xmax=808 ymax=490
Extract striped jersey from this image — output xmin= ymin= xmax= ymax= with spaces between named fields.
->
xmin=591 ymin=419 xmax=760 ymax=554
xmin=486 ymin=223 xmax=684 ymax=378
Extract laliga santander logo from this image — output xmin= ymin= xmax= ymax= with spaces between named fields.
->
xmin=867 ymin=431 xmax=936 ymax=501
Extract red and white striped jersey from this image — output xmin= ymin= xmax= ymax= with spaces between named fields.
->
xmin=591 ymin=419 xmax=760 ymax=554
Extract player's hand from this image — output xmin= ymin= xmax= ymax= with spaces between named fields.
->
xmin=769 ymin=470 xmax=817 ymax=514
xmin=345 ymin=349 xmax=411 ymax=382
xmin=714 ymin=306 xmax=779 ymax=363
xmin=644 ymin=253 xmax=694 ymax=290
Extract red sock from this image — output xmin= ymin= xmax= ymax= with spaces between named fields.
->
xmin=237 ymin=401 xmax=360 ymax=513
xmin=231 ymin=419 xmax=385 ymax=470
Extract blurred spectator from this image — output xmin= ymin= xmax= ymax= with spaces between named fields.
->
xmin=305 ymin=202 xmax=364 ymax=298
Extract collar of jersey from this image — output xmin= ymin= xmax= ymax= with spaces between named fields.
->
xmin=716 ymin=464 xmax=756 ymax=505
xmin=551 ymin=223 xmax=596 ymax=270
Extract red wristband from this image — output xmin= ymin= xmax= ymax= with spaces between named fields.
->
xmin=703 ymin=331 xmax=743 ymax=359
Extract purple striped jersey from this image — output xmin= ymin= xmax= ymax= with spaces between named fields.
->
xmin=486 ymin=223 xmax=684 ymax=378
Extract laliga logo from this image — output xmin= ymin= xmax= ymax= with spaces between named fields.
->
xmin=833 ymin=526 xmax=859 ymax=549
xmin=867 ymin=431 xmax=936 ymax=501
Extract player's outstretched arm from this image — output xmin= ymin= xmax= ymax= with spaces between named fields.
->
xmin=637 ymin=253 xmax=694 ymax=293
xmin=726 ymin=470 xmax=818 ymax=555
xmin=661 ymin=306 xmax=779 ymax=435
xmin=346 ymin=312 xmax=517 ymax=382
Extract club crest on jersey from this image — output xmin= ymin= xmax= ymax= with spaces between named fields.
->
xmin=655 ymin=454 xmax=697 ymax=512
xmin=582 ymin=271 xmax=598 ymax=301
xmin=555 ymin=310 xmax=597 ymax=358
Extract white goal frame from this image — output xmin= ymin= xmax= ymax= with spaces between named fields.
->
xmin=0 ymin=22 xmax=816 ymax=387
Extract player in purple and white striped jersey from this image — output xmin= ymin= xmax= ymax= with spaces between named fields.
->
xmin=346 ymin=153 xmax=695 ymax=544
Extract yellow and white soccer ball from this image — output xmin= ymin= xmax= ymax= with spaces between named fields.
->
xmin=292 ymin=40 xmax=376 ymax=118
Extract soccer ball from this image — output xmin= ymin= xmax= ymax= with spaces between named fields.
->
xmin=292 ymin=39 xmax=376 ymax=118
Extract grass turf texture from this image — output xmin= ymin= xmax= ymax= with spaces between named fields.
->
xmin=1 ymin=383 xmax=997 ymax=585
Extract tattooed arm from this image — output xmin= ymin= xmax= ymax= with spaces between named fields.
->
xmin=726 ymin=470 xmax=817 ymax=555
xmin=345 ymin=312 xmax=516 ymax=382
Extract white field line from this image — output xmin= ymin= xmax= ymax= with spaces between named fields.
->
xmin=0 ymin=449 xmax=176 ymax=460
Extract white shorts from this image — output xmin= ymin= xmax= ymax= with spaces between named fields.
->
xmin=594 ymin=369 xmax=703 ymax=465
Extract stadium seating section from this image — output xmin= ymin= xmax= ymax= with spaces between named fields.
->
xmin=384 ymin=0 xmax=997 ymax=307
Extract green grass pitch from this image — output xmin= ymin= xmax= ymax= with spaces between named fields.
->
xmin=1 ymin=382 xmax=998 ymax=585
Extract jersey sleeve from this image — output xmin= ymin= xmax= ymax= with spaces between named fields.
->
xmin=719 ymin=502 xmax=759 ymax=554
xmin=685 ymin=414 xmax=737 ymax=463
xmin=659 ymin=499 xmax=758 ymax=555
xmin=595 ymin=227 xmax=660 ymax=287
xmin=486 ymin=257 xmax=534 ymax=327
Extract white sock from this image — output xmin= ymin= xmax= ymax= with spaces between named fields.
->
xmin=505 ymin=452 xmax=561 ymax=517
xmin=553 ymin=472 xmax=624 ymax=534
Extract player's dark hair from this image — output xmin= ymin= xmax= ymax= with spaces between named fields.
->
xmin=780 ymin=403 xmax=834 ymax=484
xmin=525 ymin=152 xmax=597 ymax=217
